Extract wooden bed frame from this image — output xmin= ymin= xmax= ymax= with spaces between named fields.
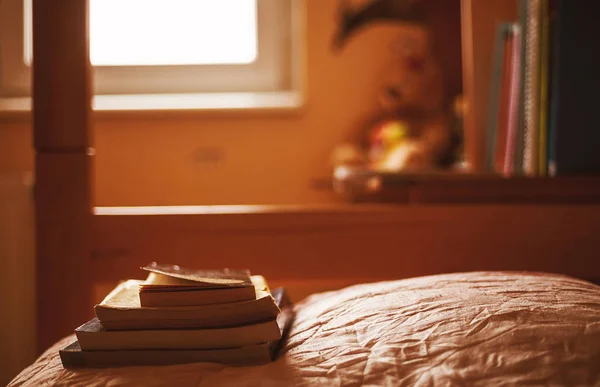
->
xmin=32 ymin=0 xmax=600 ymax=353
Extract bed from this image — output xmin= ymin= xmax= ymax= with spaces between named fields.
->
xmin=10 ymin=271 xmax=600 ymax=386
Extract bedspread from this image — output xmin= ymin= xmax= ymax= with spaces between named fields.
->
xmin=9 ymin=271 xmax=600 ymax=386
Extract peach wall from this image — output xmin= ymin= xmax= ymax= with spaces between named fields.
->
xmin=0 ymin=173 xmax=35 ymax=385
xmin=0 ymin=1 xmax=461 ymax=206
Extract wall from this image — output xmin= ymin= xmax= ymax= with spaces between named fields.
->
xmin=0 ymin=1 xmax=462 ymax=206
xmin=0 ymin=173 xmax=35 ymax=385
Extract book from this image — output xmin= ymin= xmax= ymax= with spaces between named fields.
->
xmin=546 ymin=0 xmax=559 ymax=175
xmin=61 ymin=303 xmax=294 ymax=368
xmin=139 ymin=263 xmax=256 ymax=307
xmin=522 ymin=0 xmax=542 ymax=176
xmin=503 ymin=24 xmax=522 ymax=176
xmin=95 ymin=275 xmax=280 ymax=330
xmin=514 ymin=0 xmax=529 ymax=174
xmin=486 ymin=23 xmax=510 ymax=171
xmin=76 ymin=317 xmax=281 ymax=351
xmin=537 ymin=0 xmax=550 ymax=176
xmin=550 ymin=0 xmax=600 ymax=174
xmin=140 ymin=263 xmax=253 ymax=289
xmin=486 ymin=22 xmax=521 ymax=176
xmin=59 ymin=340 xmax=275 ymax=368
xmin=77 ymin=288 xmax=290 ymax=351
xmin=493 ymin=23 xmax=514 ymax=174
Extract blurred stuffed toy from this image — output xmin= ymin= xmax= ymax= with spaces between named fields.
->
xmin=330 ymin=0 xmax=461 ymax=172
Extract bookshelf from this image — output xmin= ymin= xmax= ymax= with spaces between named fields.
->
xmin=333 ymin=169 xmax=600 ymax=203
xmin=335 ymin=0 xmax=600 ymax=203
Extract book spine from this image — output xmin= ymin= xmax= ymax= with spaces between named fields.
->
xmin=523 ymin=0 xmax=541 ymax=176
xmin=537 ymin=0 xmax=550 ymax=175
xmin=547 ymin=0 xmax=560 ymax=176
xmin=494 ymin=26 xmax=515 ymax=174
xmin=486 ymin=23 xmax=510 ymax=172
xmin=514 ymin=0 xmax=528 ymax=175
xmin=504 ymin=24 xmax=522 ymax=176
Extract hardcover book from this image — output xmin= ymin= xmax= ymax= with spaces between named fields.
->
xmin=95 ymin=275 xmax=280 ymax=330
xmin=77 ymin=288 xmax=290 ymax=351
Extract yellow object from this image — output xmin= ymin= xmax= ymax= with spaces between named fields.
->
xmin=379 ymin=121 xmax=408 ymax=148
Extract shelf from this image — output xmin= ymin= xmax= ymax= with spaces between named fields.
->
xmin=332 ymin=166 xmax=600 ymax=204
xmin=409 ymin=175 xmax=600 ymax=204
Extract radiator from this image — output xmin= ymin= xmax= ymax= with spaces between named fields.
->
xmin=0 ymin=173 xmax=36 ymax=386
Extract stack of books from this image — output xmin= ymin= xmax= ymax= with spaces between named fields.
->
xmin=59 ymin=263 xmax=292 ymax=368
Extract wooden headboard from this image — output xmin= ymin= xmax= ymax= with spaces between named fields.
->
xmin=31 ymin=0 xmax=600 ymax=354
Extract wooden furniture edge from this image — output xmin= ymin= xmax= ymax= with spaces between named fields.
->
xmin=32 ymin=0 xmax=94 ymax=352
xmin=332 ymin=168 xmax=600 ymax=203
xmin=91 ymin=204 xmax=600 ymax=285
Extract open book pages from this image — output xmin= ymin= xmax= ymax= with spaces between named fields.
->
xmin=140 ymin=263 xmax=252 ymax=290
xmin=139 ymin=268 xmax=257 ymax=306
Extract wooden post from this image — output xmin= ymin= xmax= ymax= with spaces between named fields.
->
xmin=32 ymin=0 xmax=94 ymax=352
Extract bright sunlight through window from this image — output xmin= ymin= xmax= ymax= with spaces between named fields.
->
xmin=24 ymin=0 xmax=258 ymax=66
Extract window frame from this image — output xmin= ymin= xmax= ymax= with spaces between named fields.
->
xmin=0 ymin=0 xmax=300 ymax=99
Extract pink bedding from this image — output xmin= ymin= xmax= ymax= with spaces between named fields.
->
xmin=9 ymin=271 xmax=600 ymax=386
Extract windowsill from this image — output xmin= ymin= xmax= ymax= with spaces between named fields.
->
xmin=0 ymin=90 xmax=305 ymax=119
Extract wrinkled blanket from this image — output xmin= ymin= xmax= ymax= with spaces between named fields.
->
xmin=9 ymin=271 xmax=600 ymax=386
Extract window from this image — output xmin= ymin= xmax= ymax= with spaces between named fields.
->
xmin=0 ymin=0 xmax=301 ymax=103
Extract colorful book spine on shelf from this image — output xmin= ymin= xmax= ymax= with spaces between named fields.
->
xmin=503 ymin=24 xmax=522 ymax=176
xmin=537 ymin=0 xmax=550 ymax=176
xmin=522 ymin=0 xmax=541 ymax=176
xmin=488 ymin=0 xmax=600 ymax=177
xmin=514 ymin=0 xmax=528 ymax=175
xmin=486 ymin=23 xmax=509 ymax=172
xmin=546 ymin=0 xmax=560 ymax=176
xmin=486 ymin=23 xmax=521 ymax=176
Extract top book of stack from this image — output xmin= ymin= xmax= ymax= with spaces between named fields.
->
xmin=93 ymin=263 xmax=281 ymax=330
xmin=138 ymin=263 xmax=256 ymax=307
